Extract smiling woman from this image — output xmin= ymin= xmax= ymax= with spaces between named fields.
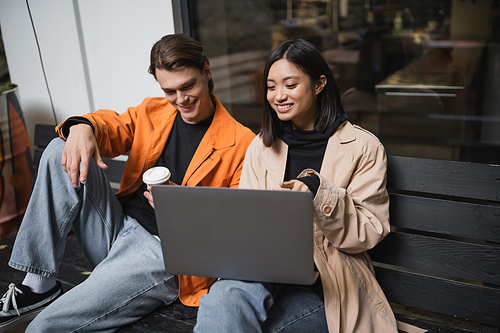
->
xmin=194 ymin=39 xmax=398 ymax=333
xmin=266 ymin=59 xmax=326 ymax=130
xmin=260 ymin=38 xmax=345 ymax=147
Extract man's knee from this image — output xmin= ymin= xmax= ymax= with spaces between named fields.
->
xmin=25 ymin=310 xmax=59 ymax=332
xmin=40 ymin=138 xmax=65 ymax=167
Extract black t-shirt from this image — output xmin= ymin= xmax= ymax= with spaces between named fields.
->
xmin=122 ymin=113 xmax=213 ymax=235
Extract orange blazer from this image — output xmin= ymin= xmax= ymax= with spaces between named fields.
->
xmin=57 ymin=95 xmax=255 ymax=306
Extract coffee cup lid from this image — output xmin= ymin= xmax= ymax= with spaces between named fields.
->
xmin=142 ymin=167 xmax=171 ymax=185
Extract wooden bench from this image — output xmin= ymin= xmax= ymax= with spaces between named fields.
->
xmin=29 ymin=124 xmax=500 ymax=332
xmin=369 ymin=156 xmax=500 ymax=333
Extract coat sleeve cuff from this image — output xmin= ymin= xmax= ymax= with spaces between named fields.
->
xmin=298 ymin=169 xmax=342 ymax=218
xmin=59 ymin=117 xmax=95 ymax=139
xmin=296 ymin=176 xmax=320 ymax=196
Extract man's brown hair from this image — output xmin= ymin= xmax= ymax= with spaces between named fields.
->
xmin=149 ymin=33 xmax=214 ymax=93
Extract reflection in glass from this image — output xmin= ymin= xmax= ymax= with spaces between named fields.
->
xmin=187 ymin=0 xmax=500 ymax=164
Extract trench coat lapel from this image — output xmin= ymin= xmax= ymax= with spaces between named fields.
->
xmin=260 ymin=121 xmax=356 ymax=186
xmin=320 ymin=121 xmax=355 ymax=185
xmin=263 ymin=138 xmax=288 ymax=185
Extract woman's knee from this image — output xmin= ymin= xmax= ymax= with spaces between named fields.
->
xmin=203 ymin=280 xmax=272 ymax=305
xmin=263 ymin=286 xmax=328 ymax=333
xmin=200 ymin=279 xmax=245 ymax=307
xmin=196 ymin=280 xmax=273 ymax=332
xmin=199 ymin=280 xmax=275 ymax=319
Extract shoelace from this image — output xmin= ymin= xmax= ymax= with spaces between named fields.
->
xmin=1 ymin=283 xmax=22 ymax=315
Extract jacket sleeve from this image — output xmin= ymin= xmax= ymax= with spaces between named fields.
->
xmin=56 ymin=99 xmax=147 ymax=158
xmin=299 ymin=140 xmax=390 ymax=254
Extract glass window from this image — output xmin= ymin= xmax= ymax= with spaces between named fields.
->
xmin=186 ymin=0 xmax=500 ymax=164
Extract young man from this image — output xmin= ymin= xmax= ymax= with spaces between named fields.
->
xmin=0 ymin=33 xmax=255 ymax=332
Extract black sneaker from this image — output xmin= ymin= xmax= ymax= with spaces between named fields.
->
xmin=0 ymin=281 xmax=63 ymax=332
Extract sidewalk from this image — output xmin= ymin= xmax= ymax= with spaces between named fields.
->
xmin=0 ymin=233 xmax=93 ymax=332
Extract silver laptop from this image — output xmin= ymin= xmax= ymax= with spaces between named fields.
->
xmin=151 ymin=185 xmax=319 ymax=285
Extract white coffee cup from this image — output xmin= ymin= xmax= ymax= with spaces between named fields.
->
xmin=142 ymin=166 xmax=171 ymax=186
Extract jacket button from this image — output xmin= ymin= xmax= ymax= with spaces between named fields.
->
xmin=322 ymin=205 xmax=332 ymax=214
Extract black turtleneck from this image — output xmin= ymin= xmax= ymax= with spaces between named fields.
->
xmin=279 ymin=114 xmax=347 ymax=194
xmin=279 ymin=114 xmax=347 ymax=299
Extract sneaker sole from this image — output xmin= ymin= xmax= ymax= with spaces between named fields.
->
xmin=0 ymin=306 xmax=46 ymax=333
xmin=0 ymin=284 xmax=63 ymax=332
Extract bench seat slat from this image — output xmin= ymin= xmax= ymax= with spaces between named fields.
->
xmin=389 ymin=194 xmax=500 ymax=243
xmin=369 ymin=232 xmax=500 ymax=285
xmin=374 ymin=266 xmax=500 ymax=326
xmin=387 ymin=156 xmax=500 ymax=201
xmin=394 ymin=313 xmax=492 ymax=333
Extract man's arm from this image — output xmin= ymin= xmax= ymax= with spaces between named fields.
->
xmin=61 ymin=123 xmax=108 ymax=188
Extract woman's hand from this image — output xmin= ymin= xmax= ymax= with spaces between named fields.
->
xmin=277 ymin=179 xmax=310 ymax=192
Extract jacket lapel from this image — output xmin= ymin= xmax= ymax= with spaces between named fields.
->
xmin=141 ymin=100 xmax=178 ymax=171
xmin=182 ymin=95 xmax=235 ymax=186
xmin=263 ymin=138 xmax=288 ymax=186
xmin=320 ymin=121 xmax=355 ymax=186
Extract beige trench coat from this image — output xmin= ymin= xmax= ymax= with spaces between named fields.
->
xmin=239 ymin=121 xmax=398 ymax=333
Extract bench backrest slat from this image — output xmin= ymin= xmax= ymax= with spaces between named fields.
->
xmin=101 ymin=157 xmax=127 ymax=184
xmin=389 ymin=193 xmax=500 ymax=243
xmin=34 ymin=124 xmax=58 ymax=148
xmin=370 ymin=231 xmax=500 ymax=285
xmin=387 ymin=155 xmax=500 ymax=202
xmin=374 ymin=266 xmax=500 ymax=325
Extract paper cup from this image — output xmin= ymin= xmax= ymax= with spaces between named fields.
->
xmin=142 ymin=167 xmax=171 ymax=186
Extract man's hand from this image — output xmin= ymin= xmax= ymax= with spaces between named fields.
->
xmin=144 ymin=185 xmax=155 ymax=209
xmin=143 ymin=181 xmax=178 ymax=209
xmin=61 ymin=124 xmax=108 ymax=188
xmin=277 ymin=179 xmax=310 ymax=192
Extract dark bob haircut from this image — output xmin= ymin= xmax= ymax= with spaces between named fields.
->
xmin=149 ymin=33 xmax=214 ymax=93
xmin=260 ymin=39 xmax=345 ymax=147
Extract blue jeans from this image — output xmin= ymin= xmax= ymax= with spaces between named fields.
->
xmin=195 ymin=279 xmax=328 ymax=333
xmin=9 ymin=138 xmax=178 ymax=332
